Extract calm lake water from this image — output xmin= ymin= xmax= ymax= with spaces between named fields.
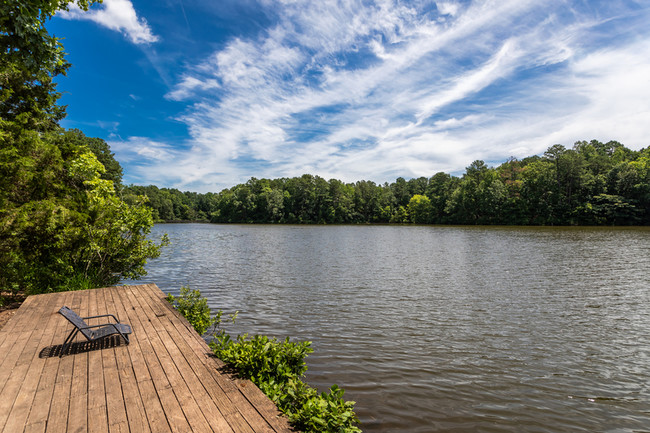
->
xmin=132 ymin=223 xmax=650 ymax=432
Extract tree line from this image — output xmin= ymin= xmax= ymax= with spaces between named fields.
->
xmin=123 ymin=140 xmax=649 ymax=226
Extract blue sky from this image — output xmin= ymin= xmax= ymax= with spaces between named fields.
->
xmin=50 ymin=0 xmax=650 ymax=192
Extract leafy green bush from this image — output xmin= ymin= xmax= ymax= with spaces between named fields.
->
xmin=212 ymin=334 xmax=361 ymax=432
xmin=166 ymin=286 xmax=216 ymax=335
xmin=213 ymin=334 xmax=311 ymax=381
xmin=168 ymin=287 xmax=361 ymax=431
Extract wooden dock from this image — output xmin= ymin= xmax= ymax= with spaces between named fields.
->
xmin=0 ymin=284 xmax=294 ymax=433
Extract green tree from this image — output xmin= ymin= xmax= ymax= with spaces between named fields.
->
xmin=390 ymin=177 xmax=411 ymax=207
xmin=389 ymin=205 xmax=408 ymax=223
xmin=1 ymin=0 xmax=97 ymax=130
xmin=55 ymin=128 xmax=123 ymax=185
xmin=426 ymin=172 xmax=457 ymax=223
xmin=64 ymin=152 xmax=168 ymax=287
xmin=520 ymin=159 xmax=559 ymax=224
xmin=353 ymin=180 xmax=382 ymax=222
xmin=544 ymin=145 xmax=585 ymax=220
xmin=327 ymin=179 xmax=355 ymax=223
xmin=407 ymin=176 xmax=429 ymax=197
xmin=0 ymin=0 xmax=167 ymax=294
xmin=497 ymin=158 xmax=526 ymax=224
xmin=124 ymin=142 xmax=648 ymax=227
xmin=407 ymin=194 xmax=432 ymax=224
xmin=0 ymin=137 xmax=167 ymax=293
xmin=446 ymin=161 xmax=506 ymax=224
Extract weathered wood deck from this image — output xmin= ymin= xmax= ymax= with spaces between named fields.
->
xmin=0 ymin=284 xmax=294 ymax=433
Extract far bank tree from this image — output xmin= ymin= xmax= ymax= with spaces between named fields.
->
xmin=125 ymin=142 xmax=649 ymax=226
xmin=0 ymin=0 xmax=167 ymax=295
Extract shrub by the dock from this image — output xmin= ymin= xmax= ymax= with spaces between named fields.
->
xmin=166 ymin=286 xmax=216 ymax=335
xmin=167 ymin=287 xmax=361 ymax=432
xmin=212 ymin=334 xmax=361 ymax=432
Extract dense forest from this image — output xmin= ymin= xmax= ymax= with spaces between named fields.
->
xmin=123 ymin=140 xmax=649 ymax=226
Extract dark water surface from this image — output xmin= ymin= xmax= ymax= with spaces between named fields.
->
xmin=132 ymin=224 xmax=650 ymax=432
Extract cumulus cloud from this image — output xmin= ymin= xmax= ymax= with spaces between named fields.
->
xmin=133 ymin=0 xmax=650 ymax=192
xmin=61 ymin=0 xmax=158 ymax=44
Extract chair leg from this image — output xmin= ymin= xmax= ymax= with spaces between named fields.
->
xmin=111 ymin=323 xmax=130 ymax=345
xmin=60 ymin=329 xmax=78 ymax=357
xmin=117 ymin=331 xmax=129 ymax=345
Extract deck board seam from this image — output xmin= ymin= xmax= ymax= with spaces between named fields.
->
xmin=121 ymin=285 xmax=195 ymax=433
xmin=128 ymin=284 xmax=225 ymax=433
xmin=133 ymin=285 xmax=243 ymax=433
xmin=142 ymin=284 xmax=293 ymax=433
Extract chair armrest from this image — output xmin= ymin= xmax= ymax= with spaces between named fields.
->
xmin=82 ymin=313 xmax=120 ymax=323
xmin=78 ymin=323 xmax=120 ymax=330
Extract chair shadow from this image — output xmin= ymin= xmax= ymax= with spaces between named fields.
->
xmin=40 ymin=335 xmax=127 ymax=358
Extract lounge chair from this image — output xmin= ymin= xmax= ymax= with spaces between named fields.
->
xmin=58 ymin=306 xmax=131 ymax=357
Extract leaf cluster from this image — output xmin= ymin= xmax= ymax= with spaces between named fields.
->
xmin=166 ymin=286 xmax=216 ymax=335
xmin=166 ymin=287 xmax=362 ymax=432
xmin=1 ymin=1 xmax=98 ymax=130
xmin=0 ymin=126 xmax=168 ymax=293
xmin=212 ymin=334 xmax=361 ymax=432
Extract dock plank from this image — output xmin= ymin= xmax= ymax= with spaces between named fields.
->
xmin=0 ymin=285 xmax=294 ymax=433
xmin=66 ymin=288 xmax=91 ymax=433
xmin=143 ymin=284 xmax=292 ymax=433
xmin=135 ymin=286 xmax=259 ymax=431
xmin=126 ymin=286 xmax=214 ymax=433
xmin=1 ymin=291 xmax=67 ymax=433
xmin=86 ymin=288 xmax=109 ymax=433
xmin=97 ymin=288 xmax=129 ymax=433
xmin=119 ymin=287 xmax=192 ymax=433
xmin=45 ymin=290 xmax=86 ymax=433
xmin=104 ymin=286 xmax=151 ymax=433
xmin=127 ymin=285 xmax=238 ymax=433
xmin=22 ymin=291 xmax=76 ymax=433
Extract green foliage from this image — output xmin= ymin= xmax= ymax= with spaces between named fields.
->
xmin=212 ymin=334 xmax=361 ymax=432
xmin=124 ymin=141 xmax=649 ymax=227
xmin=0 ymin=0 xmax=166 ymax=295
xmin=166 ymin=287 xmax=361 ymax=431
xmin=55 ymin=129 xmax=123 ymax=186
xmin=407 ymin=194 xmax=432 ymax=224
xmin=166 ymin=286 xmax=216 ymax=335
xmin=213 ymin=334 xmax=311 ymax=381
xmin=1 ymin=0 xmax=99 ymax=130
xmin=0 ymin=140 xmax=168 ymax=293
xmin=292 ymin=384 xmax=360 ymax=433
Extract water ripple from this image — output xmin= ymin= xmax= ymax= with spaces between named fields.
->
xmin=132 ymin=224 xmax=650 ymax=432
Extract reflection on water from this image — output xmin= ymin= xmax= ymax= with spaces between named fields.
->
xmin=132 ymin=224 xmax=650 ymax=432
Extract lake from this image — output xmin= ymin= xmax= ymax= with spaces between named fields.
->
xmin=131 ymin=223 xmax=650 ymax=432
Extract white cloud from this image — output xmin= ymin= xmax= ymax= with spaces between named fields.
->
xmin=437 ymin=2 xmax=460 ymax=17
xmin=132 ymin=0 xmax=650 ymax=192
xmin=60 ymin=0 xmax=158 ymax=44
xmin=109 ymin=137 xmax=177 ymax=163
xmin=165 ymin=76 xmax=220 ymax=101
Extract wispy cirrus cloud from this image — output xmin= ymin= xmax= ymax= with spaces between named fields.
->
xmin=61 ymin=0 xmax=158 ymax=44
xmin=109 ymin=136 xmax=177 ymax=163
xmin=116 ymin=0 xmax=650 ymax=192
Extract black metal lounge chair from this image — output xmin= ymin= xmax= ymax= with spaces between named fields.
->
xmin=58 ymin=306 xmax=131 ymax=357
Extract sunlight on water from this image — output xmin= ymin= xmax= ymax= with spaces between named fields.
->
xmin=132 ymin=224 xmax=650 ymax=432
